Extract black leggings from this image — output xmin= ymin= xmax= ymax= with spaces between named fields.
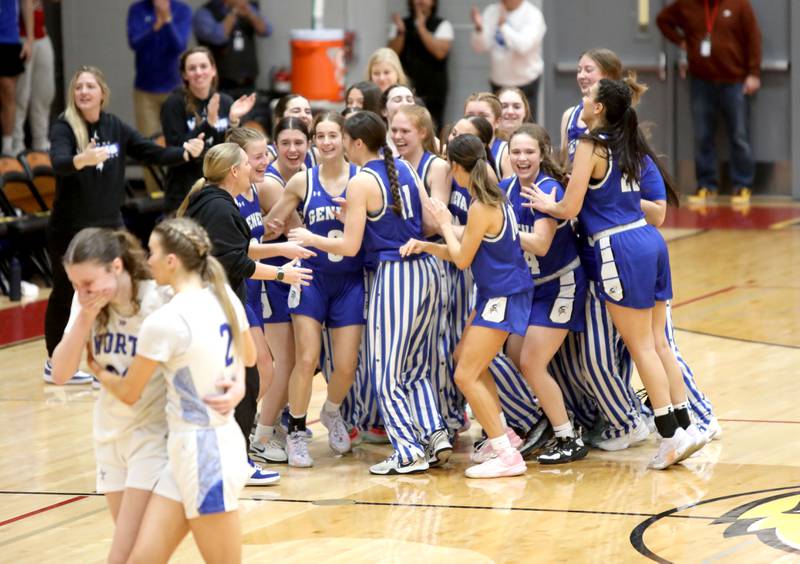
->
xmin=234 ymin=364 xmax=260 ymax=450
xmin=44 ymin=225 xmax=80 ymax=357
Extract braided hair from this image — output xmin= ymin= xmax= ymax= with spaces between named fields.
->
xmin=153 ymin=218 xmax=245 ymax=360
xmin=344 ymin=111 xmax=404 ymax=217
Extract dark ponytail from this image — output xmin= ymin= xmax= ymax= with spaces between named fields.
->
xmin=344 ymin=111 xmax=403 ymax=216
xmin=463 ymin=115 xmax=497 ymax=177
xmin=448 ymin=134 xmax=503 ymax=207
xmin=382 ymin=144 xmax=403 ymax=216
xmin=583 ymin=78 xmax=680 ymax=206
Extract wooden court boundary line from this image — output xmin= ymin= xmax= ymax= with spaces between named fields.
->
xmin=673 ymin=326 xmax=800 ymax=350
xmin=0 ymin=495 xmax=87 ymax=527
xmin=0 ymin=489 xmax=721 ymax=522
xmin=671 ymin=286 xmax=737 ymax=309
xmin=629 ymin=484 xmax=800 ymax=563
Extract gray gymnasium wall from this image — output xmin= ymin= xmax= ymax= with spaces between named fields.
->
xmin=61 ymin=1 xmax=795 ymax=196
xmin=60 ymin=0 xmax=536 ymax=127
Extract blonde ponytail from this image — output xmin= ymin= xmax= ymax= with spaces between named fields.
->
xmin=177 ymin=178 xmax=207 ymax=218
xmin=176 ymin=143 xmax=247 ymax=218
xmin=153 ymin=218 xmax=245 ymax=362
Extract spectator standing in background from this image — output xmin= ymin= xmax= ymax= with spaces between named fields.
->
xmin=657 ymin=0 xmax=760 ymax=205
xmin=12 ymin=0 xmax=53 ymax=155
xmin=470 ymin=0 xmax=546 ymax=122
xmin=388 ymin=0 xmax=453 ymax=128
xmin=127 ymin=0 xmax=192 ymax=193
xmin=193 ymin=0 xmax=272 ymax=99
xmin=0 ymin=0 xmax=32 ymax=155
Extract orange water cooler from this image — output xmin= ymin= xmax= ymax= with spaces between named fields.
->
xmin=290 ymin=29 xmax=346 ymax=102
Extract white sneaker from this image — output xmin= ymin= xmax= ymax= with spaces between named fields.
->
xmin=286 ymin=431 xmax=313 ymax=468
xmin=705 ymin=417 xmax=722 ymax=441
xmin=678 ymin=424 xmax=708 ymax=462
xmin=249 ymin=435 xmax=288 ymax=464
xmin=648 ymin=427 xmax=693 ymax=470
xmin=596 ymin=421 xmax=650 ymax=452
xmin=471 ymin=428 xmax=523 ymax=464
xmin=247 ymin=460 xmax=281 ymax=485
xmin=369 ymin=453 xmax=429 ymax=475
xmin=466 ymin=448 xmax=526 ymax=479
xmin=42 ymin=360 xmax=93 ymax=385
xmin=320 ymin=408 xmax=351 ymax=455
xmin=426 ymin=429 xmax=453 ymax=467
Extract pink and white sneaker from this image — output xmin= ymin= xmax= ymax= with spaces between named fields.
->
xmin=466 ymin=448 xmax=526 ymax=479
xmin=470 ymin=428 xmax=523 ymax=464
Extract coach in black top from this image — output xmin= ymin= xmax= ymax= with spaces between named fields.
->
xmin=44 ymin=66 xmax=204 ymax=382
xmin=388 ymin=0 xmax=454 ymax=128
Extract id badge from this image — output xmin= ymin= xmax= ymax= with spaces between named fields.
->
xmin=233 ymin=31 xmax=245 ymax=52
xmin=700 ymin=37 xmax=711 ymax=58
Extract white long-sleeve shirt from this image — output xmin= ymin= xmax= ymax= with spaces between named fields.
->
xmin=471 ymin=1 xmax=547 ymax=87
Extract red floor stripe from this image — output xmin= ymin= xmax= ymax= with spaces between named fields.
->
xmin=671 ymin=286 xmax=737 ymax=309
xmin=0 ymin=495 xmax=87 ymax=527
xmin=0 ymin=299 xmax=47 ymax=346
xmin=718 ymin=418 xmax=800 ymax=425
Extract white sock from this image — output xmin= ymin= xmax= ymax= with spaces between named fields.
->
xmin=255 ymin=424 xmax=274 ymax=444
xmin=553 ymin=421 xmax=575 ymax=439
xmin=498 ymin=412 xmax=508 ymax=428
xmin=323 ymin=399 xmax=341 ymax=414
xmin=2 ymin=136 xmax=12 ymax=155
xmin=653 ymin=405 xmax=674 ymax=417
xmin=490 ymin=433 xmax=512 ymax=453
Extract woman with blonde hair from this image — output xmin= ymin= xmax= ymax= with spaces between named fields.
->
xmin=92 ymin=217 xmax=256 ymax=563
xmin=179 ymin=142 xmax=313 ymax=482
xmin=44 ymin=65 xmax=205 ymax=386
xmin=364 ymin=47 xmax=409 ymax=92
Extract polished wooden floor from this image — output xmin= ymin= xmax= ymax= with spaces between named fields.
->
xmin=1 ymin=214 xmax=799 ymax=562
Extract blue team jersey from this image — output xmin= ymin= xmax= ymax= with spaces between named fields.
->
xmin=362 ymin=158 xmax=425 ymax=263
xmin=448 ymin=179 xmax=471 ymax=226
xmin=262 ymin=164 xmax=290 ymax=267
xmin=578 ymin=149 xmax=646 ymax=236
xmin=471 ymin=201 xmax=534 ymax=299
xmin=415 ymin=151 xmax=441 ymax=196
xmin=565 ymin=103 xmax=584 ymax=162
xmin=268 ymin=144 xmax=316 ymax=169
xmin=235 ymin=185 xmax=265 ymax=244
xmin=235 ymin=185 xmax=265 ymax=318
xmin=640 ymin=156 xmax=667 ymax=202
xmin=301 ymin=164 xmax=363 ymax=273
xmin=504 ymin=173 xmax=580 ymax=280
xmin=490 ymin=138 xmax=507 ymax=178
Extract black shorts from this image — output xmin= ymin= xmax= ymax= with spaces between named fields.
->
xmin=0 ymin=43 xmax=24 ymax=77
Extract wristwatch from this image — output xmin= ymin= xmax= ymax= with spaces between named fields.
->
xmin=276 ymin=267 xmax=285 ymax=281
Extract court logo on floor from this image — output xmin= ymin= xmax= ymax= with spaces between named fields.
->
xmin=714 ymin=491 xmax=800 ymax=552
xmin=631 ymin=486 xmax=800 ymax=562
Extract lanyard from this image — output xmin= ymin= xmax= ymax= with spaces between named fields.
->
xmin=704 ymin=0 xmax=720 ymax=35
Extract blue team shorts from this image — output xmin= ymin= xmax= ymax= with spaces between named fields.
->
xmin=263 ymin=279 xmax=292 ymax=324
xmin=529 ymin=264 xmax=587 ymax=332
xmin=289 ymin=269 xmax=365 ymax=328
xmin=593 ymin=224 xmax=672 ymax=309
xmin=245 ymin=279 xmax=263 ymax=328
xmin=472 ymin=289 xmax=534 ymax=336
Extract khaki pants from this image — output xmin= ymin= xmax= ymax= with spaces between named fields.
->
xmin=133 ymin=89 xmax=171 ymax=194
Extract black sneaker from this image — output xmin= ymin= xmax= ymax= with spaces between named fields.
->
xmin=536 ymin=436 xmax=588 ymax=465
xmin=520 ymin=418 xmax=553 ymax=459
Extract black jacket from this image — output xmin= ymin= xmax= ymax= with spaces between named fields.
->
xmin=160 ymin=89 xmax=234 ymax=212
xmin=49 ymin=112 xmax=185 ymax=231
xmin=184 ymin=184 xmax=256 ymax=302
